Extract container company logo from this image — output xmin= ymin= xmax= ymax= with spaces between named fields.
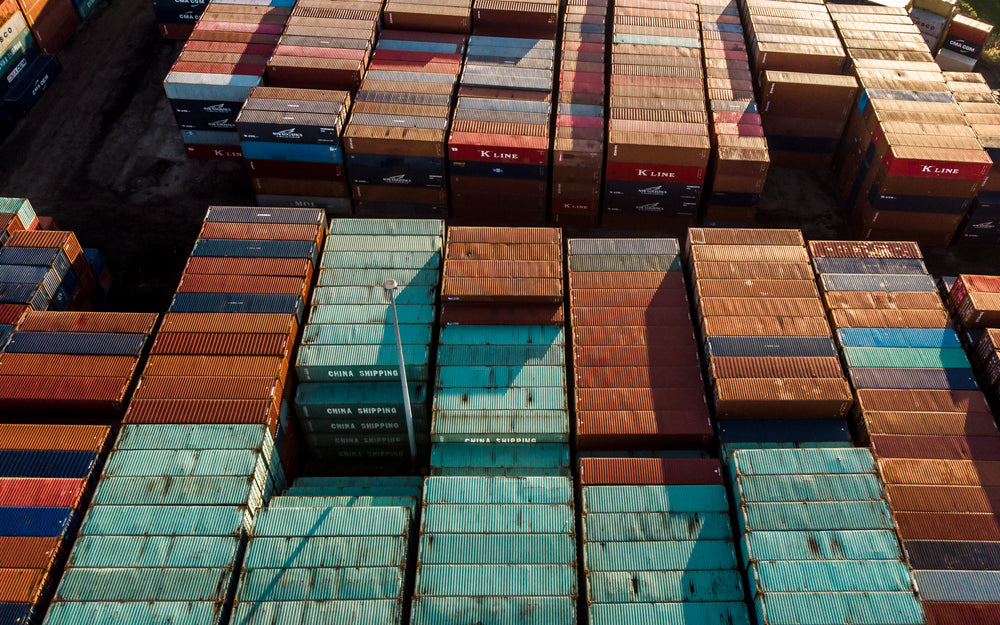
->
xmin=635 ymin=169 xmax=675 ymax=178
xmin=273 ymin=128 xmax=303 ymax=139
xmin=638 ymin=185 xmax=668 ymax=196
xmin=31 ymin=73 xmax=50 ymax=97
xmin=480 ymin=149 xmax=518 ymax=160
xmin=637 ymin=202 xmax=664 ymax=212
xmin=204 ymin=103 xmax=232 ymax=114
xmin=208 ymin=119 xmax=233 ymax=129
xmin=179 ymin=12 xmax=197 ymax=20
xmin=5 ymin=56 xmax=26 ymax=85
xmin=383 ymin=174 xmax=412 ymax=185
xmin=973 ymin=221 xmax=997 ymax=231
xmin=921 ymin=165 xmax=960 ymax=175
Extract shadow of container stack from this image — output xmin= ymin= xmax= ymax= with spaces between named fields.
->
xmin=293 ymin=218 xmax=444 ymax=472
xmin=431 ymin=226 xmax=569 ymax=476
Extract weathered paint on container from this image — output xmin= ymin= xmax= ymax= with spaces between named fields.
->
xmin=411 ymin=596 xmax=575 ymax=625
xmin=740 ymin=530 xmax=902 ymax=564
xmin=421 ymin=504 xmax=573 ymax=534
xmin=746 ymin=560 xmax=915 ymax=594
xmin=752 ymin=591 xmax=925 ymax=625
xmin=237 ymin=566 xmax=404 ymax=601
xmin=583 ymin=485 xmax=729 ymax=514
xmin=68 ymin=535 xmax=241 ymax=569
xmin=735 ymin=474 xmax=884 ymax=503
xmin=842 ymin=347 xmax=971 ymax=369
xmin=55 ymin=567 xmax=233 ymax=602
xmin=423 ymin=476 xmax=572 ymax=504
xmin=589 ymin=602 xmax=749 ymax=625
xmin=416 ymin=564 xmax=575 ymax=596
xmin=730 ymin=448 xmax=875 ymax=476
xmin=418 ymin=534 xmax=575 ymax=565
xmin=583 ymin=511 xmax=733 ymax=542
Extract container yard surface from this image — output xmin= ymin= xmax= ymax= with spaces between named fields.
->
xmin=0 ymin=0 xmax=998 ymax=310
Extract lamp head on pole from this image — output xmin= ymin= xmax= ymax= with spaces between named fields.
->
xmin=383 ymin=279 xmax=398 ymax=292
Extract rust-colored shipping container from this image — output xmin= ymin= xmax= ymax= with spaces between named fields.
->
xmin=445 ymin=242 xmax=561 ymax=262
xmin=0 ymin=425 xmax=109 ymax=452
xmin=0 ymin=568 xmax=47 ymax=604
xmin=572 ymin=326 xmax=696 ymax=347
xmin=575 ymin=365 xmax=703 ymax=390
xmin=894 ymin=512 xmax=1000 ymax=541
xmin=702 ymin=316 xmax=832 ymax=337
xmin=448 ymin=226 xmax=561 ymax=244
xmin=576 ymin=409 xmax=713 ymax=449
xmin=159 ymin=313 xmax=298 ymax=336
xmin=0 ymin=354 xmax=138 ymax=378
xmin=568 ymin=271 xmax=685 ymax=290
xmin=0 ymin=305 xmax=29 ymax=326
xmin=831 ymin=308 xmax=951 ymax=329
xmin=823 ymin=290 xmax=944 ymax=310
xmin=175 ymin=275 xmax=308 ymax=299
xmin=691 ymin=261 xmax=814 ymax=280
xmin=925 ymin=604 xmax=1000 ymax=625
xmin=579 ymin=457 xmax=723 ymax=485
xmin=0 ymin=376 xmax=130 ymax=416
xmin=15 ymin=312 xmax=158 ymax=335
xmin=869 ymin=434 xmax=1000 ymax=461
xmin=885 ymin=484 xmax=1000 ymax=513
xmin=689 ymin=244 xmax=809 ymax=263
xmin=0 ymin=538 xmax=59 ymax=569
xmin=688 ymin=227 xmax=804 ymax=246
xmin=132 ymin=376 xmax=282 ymax=402
xmin=150 ymin=332 xmax=293 ymax=357
xmin=0 ymin=478 xmax=85 ymax=508
xmin=857 ymin=389 xmax=990 ymax=414
xmin=124 ymin=399 xmax=281 ymax=433
xmin=183 ymin=257 xmax=313 ymax=280
xmin=442 ymin=260 xmax=562 ymax=279
xmin=4 ymin=230 xmax=82 ymax=262
xmin=441 ymin=277 xmax=562 ymax=303
xmin=699 ymin=297 xmax=826 ymax=318
xmin=574 ymin=346 xmax=701 ymax=368
xmin=571 ymin=306 xmax=691 ymax=327
xmin=863 ymin=411 xmax=1000 ymax=437
xmin=199 ymin=222 xmax=322 ymax=243
xmin=571 ymin=288 xmax=689 ymax=308
xmin=808 ymin=240 xmax=923 ymax=259
xmin=439 ymin=303 xmax=564 ymax=326
xmin=695 ymin=279 xmax=819 ymax=299
xmin=713 ymin=377 xmax=853 ymax=418
xmin=878 ymin=458 xmax=1000 ymax=487
xmin=576 ymin=388 xmax=707 ymax=411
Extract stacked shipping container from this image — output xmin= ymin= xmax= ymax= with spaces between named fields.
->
xmin=687 ymin=227 xmax=853 ymax=418
xmin=580 ymin=457 xmax=751 ymax=625
xmin=829 ymin=4 xmax=992 ymax=246
xmin=472 ymin=0 xmax=558 ymax=39
xmin=947 ymin=274 xmax=1000 ymax=405
xmin=0 ymin=312 xmax=156 ymax=419
xmin=947 ymin=73 xmax=1000 ymax=246
xmin=230 ymin=478 xmax=415 ymax=624
xmin=294 ymin=218 xmax=443 ymax=466
xmin=936 ymin=13 xmax=991 ymax=72
xmin=604 ymin=0 xmax=709 ymax=230
xmin=123 ymin=206 xmax=323 ymax=469
xmin=412 ymin=476 xmax=576 ymax=625
xmin=266 ymin=0 xmax=380 ymax=92
xmin=0 ymin=425 xmax=109 ymax=625
xmin=0 ymin=0 xmax=61 ymax=134
xmin=164 ymin=0 xmax=289 ymax=160
xmin=343 ymin=31 xmax=466 ymax=217
xmin=448 ymin=36 xmax=555 ymax=223
xmin=432 ymin=226 xmax=569 ymax=475
xmin=237 ymin=86 xmax=353 ymax=213
xmin=567 ymin=238 xmax=712 ymax=450
xmin=1 ymin=228 xmax=107 ymax=312
xmin=812 ymin=240 xmax=1000 ymax=623
xmin=43 ymin=424 xmax=285 ymax=624
xmin=697 ymin=0 xmax=769 ymax=225
xmin=0 ymin=198 xmax=37 ymax=245
xmin=550 ymin=0 xmax=606 ymax=228
xmin=909 ymin=0 xmax=955 ymax=53
xmin=383 ymin=0 xmax=471 ymax=33
xmin=738 ymin=0 xmax=851 ymax=169
xmin=729 ymin=447 xmax=926 ymax=625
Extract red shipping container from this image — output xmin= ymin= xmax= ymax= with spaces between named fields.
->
xmin=579 ymin=457 xmax=723 ymax=485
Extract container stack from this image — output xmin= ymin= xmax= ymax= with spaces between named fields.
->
xmin=1 ymin=229 xmax=105 ymax=312
xmin=738 ymin=0 xmax=851 ymax=170
xmin=687 ymin=227 xmax=853 ymax=419
xmin=123 ymin=207 xmax=324 ymax=469
xmin=947 ymin=275 xmax=1000 ymax=408
xmin=567 ymin=238 xmax=712 ymax=451
xmin=947 ymin=73 xmax=1000 ymax=247
xmin=294 ymin=218 xmax=442 ymax=467
xmin=472 ymin=0 xmax=558 ymax=39
xmin=448 ymin=36 xmax=555 ymax=223
xmin=729 ymin=447 xmax=926 ymax=625
xmin=0 ymin=312 xmax=156 ymax=420
xmin=163 ymin=0 xmax=289 ymax=160
xmin=908 ymin=0 xmax=956 ymax=52
xmin=44 ymin=423 xmax=285 ymax=625
xmin=580 ymin=457 xmax=750 ymax=625
xmin=812 ymin=242 xmax=1000 ymax=624
xmin=431 ymin=226 xmax=569 ymax=476
xmin=0 ymin=425 xmax=109 ymax=625
xmin=411 ymin=476 xmax=577 ymax=625
xmin=16 ymin=0 xmax=77 ymax=53
xmin=697 ymin=0 xmax=769 ymax=225
xmin=237 ymin=86 xmax=353 ymax=214
xmin=549 ymin=0 xmax=606 ymax=228
xmin=937 ymin=14 xmax=992 ymax=72
xmin=0 ymin=0 xmax=53 ymax=136
xmin=0 ymin=198 xmax=38 ymax=245
xmin=266 ymin=0 xmax=380 ymax=92
xmin=230 ymin=478 xmax=416 ymax=625
xmin=829 ymin=5 xmax=992 ymax=247
xmin=603 ymin=0 xmax=709 ymax=231
xmin=343 ymin=31 xmax=466 ymax=218
xmin=383 ymin=0 xmax=471 ymax=33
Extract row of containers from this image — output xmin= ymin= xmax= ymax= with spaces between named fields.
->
xmin=909 ymin=0 xmax=993 ymax=72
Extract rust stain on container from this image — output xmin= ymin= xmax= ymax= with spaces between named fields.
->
xmin=16 ymin=312 xmax=158 ymax=335
xmin=689 ymin=227 xmax=804 ymax=246
xmin=870 ymin=434 xmax=1000 ymax=461
xmin=579 ymin=457 xmax=722 ymax=485
xmin=150 ymin=332 xmax=292 ymax=357
xmin=808 ymin=240 xmax=923 ymax=259
xmin=577 ymin=409 xmax=713 ymax=449
xmin=885 ymin=484 xmax=1000 ymax=513
xmin=183 ymin=257 xmax=313 ymax=279
xmin=832 ymin=309 xmax=951 ymax=329
xmin=699 ymin=297 xmax=826 ymax=317
xmin=878 ymin=458 xmax=1000 ymax=487
xmin=689 ymin=245 xmax=809 ymax=263
xmin=823 ymin=291 xmax=944 ymax=310
xmin=864 ymin=411 xmax=1000 ymax=437
xmin=710 ymin=356 xmax=843 ymax=380
xmin=0 ymin=354 xmax=138 ymax=378
xmin=159 ymin=313 xmax=298 ymax=336
xmin=703 ymin=316 xmax=832 ymax=337
xmin=445 ymin=243 xmax=561 ymax=261
xmin=714 ymin=378 xmax=853 ymax=418
xmin=575 ymin=365 xmax=703 ymax=389
xmin=894 ymin=512 xmax=1000 ymax=541
xmin=857 ymin=390 xmax=990 ymax=414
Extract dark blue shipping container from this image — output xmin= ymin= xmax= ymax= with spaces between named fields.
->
xmin=867 ymin=188 xmax=969 ymax=215
xmin=170 ymin=99 xmax=241 ymax=131
xmin=0 ymin=45 xmax=39 ymax=98
xmin=0 ymin=603 xmax=33 ymax=625
xmin=905 ymin=540 xmax=1000 ymax=571
xmin=169 ymin=293 xmax=304 ymax=320
xmin=450 ymin=159 xmax=548 ymax=181
xmin=0 ymin=507 xmax=75 ymax=536
xmin=4 ymin=332 xmax=147 ymax=356
xmin=813 ymin=257 xmax=929 ymax=276
xmin=191 ymin=239 xmax=318 ymax=263
xmin=718 ymin=419 xmax=851 ymax=444
xmin=0 ymin=283 xmax=48 ymax=310
xmin=705 ymin=336 xmax=838 ymax=358
xmin=0 ymin=450 xmax=97 ymax=479
xmin=0 ymin=247 xmax=71 ymax=277
xmin=4 ymin=54 xmax=61 ymax=118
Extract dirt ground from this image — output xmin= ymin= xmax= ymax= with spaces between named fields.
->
xmin=0 ymin=0 xmax=998 ymax=312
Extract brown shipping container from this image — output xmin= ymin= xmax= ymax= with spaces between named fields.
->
xmin=443 ymin=260 xmax=562 ymax=279
xmin=895 ymin=512 xmax=1000 ymax=541
xmin=885 ymin=484 xmax=1000 ymax=513
xmin=0 ymin=354 xmax=138 ymax=378
xmin=574 ymin=346 xmax=702 ymax=368
xmin=710 ymin=356 xmax=843 ymax=380
xmin=689 ymin=245 xmax=809 ymax=263
xmin=571 ymin=306 xmax=691 ymax=327
xmin=141 ymin=355 xmax=289 ymax=384
xmin=713 ymin=377 xmax=854 ymax=418
xmin=0 ymin=538 xmax=59 ymax=568
xmin=184 ymin=257 xmax=313 ymax=280
xmin=857 ymin=390 xmax=990 ymax=414
xmin=687 ymin=227 xmax=804 ymax=246
xmin=0 ymin=424 xmax=109 ymax=452
xmin=572 ymin=326 xmax=696 ymax=347
xmin=695 ymin=279 xmax=818 ymax=299
xmin=572 ymin=288 xmax=689 ymax=309
xmin=124 ymin=399 xmax=281 ymax=432
xmin=199 ymin=222 xmax=322 ymax=243
xmin=0 ymin=376 xmax=129 ymax=416
xmin=578 ymin=457 xmax=723 ymax=485
xmin=831 ymin=309 xmax=951 ymax=329
xmin=576 ymin=388 xmax=709 ymax=411
xmin=808 ymin=240 xmax=923 ymax=259
xmin=159 ymin=313 xmax=298 ymax=336
xmin=149 ymin=332 xmax=293 ymax=357
xmin=16 ymin=312 xmax=158 ymax=335
xmin=863 ymin=411 xmax=1000 ymax=437
xmin=574 ymin=365 xmax=703 ymax=390
xmin=699 ymin=297 xmax=826 ymax=318
xmin=925 ymin=604 xmax=1000 ymax=625
xmin=447 ymin=226 xmax=561 ymax=244
xmin=569 ymin=271 xmax=685 ymax=291
xmin=878 ymin=458 xmax=1000 ymax=487
xmin=577 ymin=409 xmax=713 ymax=449
xmin=176 ymin=275 xmax=308 ymax=298
xmin=132 ymin=376 xmax=281 ymax=402
xmin=691 ymin=261 xmax=814 ymax=280
xmin=441 ymin=277 xmax=562 ymax=303
xmin=439 ymin=303 xmax=564 ymax=326
xmin=869 ymin=434 xmax=1000 ymax=461
xmin=823 ymin=291 xmax=944 ymax=311
xmin=445 ymin=243 xmax=561 ymax=262
xmin=702 ymin=316 xmax=832 ymax=337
